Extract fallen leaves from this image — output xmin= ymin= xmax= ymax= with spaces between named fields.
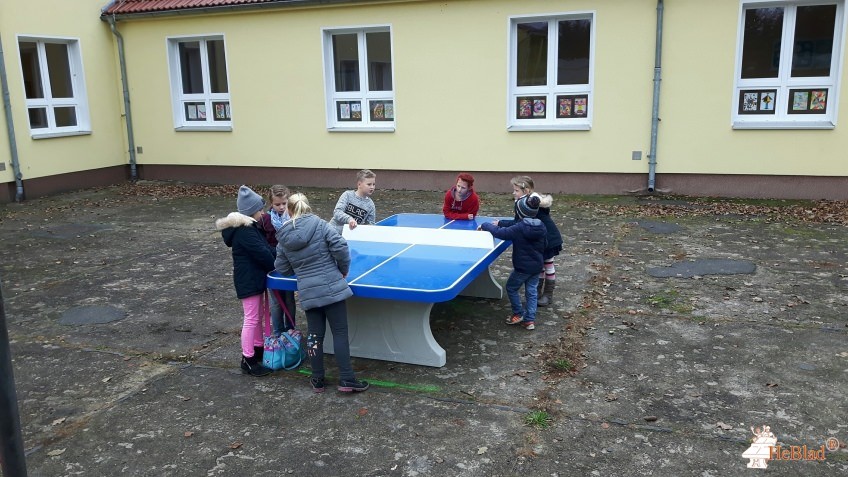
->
xmin=47 ymin=448 xmax=66 ymax=457
xmin=716 ymin=421 xmax=734 ymax=430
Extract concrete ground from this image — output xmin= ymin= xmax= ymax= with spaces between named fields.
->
xmin=1 ymin=182 xmax=846 ymax=476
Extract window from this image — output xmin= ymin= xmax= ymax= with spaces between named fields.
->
xmin=167 ymin=36 xmax=231 ymax=130
xmin=508 ymin=13 xmax=594 ymax=130
xmin=734 ymin=1 xmax=844 ymax=128
xmin=323 ymin=27 xmax=394 ymax=130
xmin=17 ymin=37 xmax=90 ymax=138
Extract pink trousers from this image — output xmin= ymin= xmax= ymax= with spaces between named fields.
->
xmin=240 ymin=293 xmax=265 ymax=357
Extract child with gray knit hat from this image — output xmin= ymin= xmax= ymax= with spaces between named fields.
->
xmin=480 ymin=194 xmax=546 ymax=330
xmin=215 ymin=185 xmax=276 ymax=376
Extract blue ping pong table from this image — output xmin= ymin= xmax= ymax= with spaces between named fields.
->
xmin=266 ymin=213 xmax=510 ymax=367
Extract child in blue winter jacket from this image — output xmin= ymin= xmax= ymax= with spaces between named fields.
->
xmin=480 ymin=194 xmax=546 ymax=330
xmin=215 ymin=186 xmax=276 ymax=377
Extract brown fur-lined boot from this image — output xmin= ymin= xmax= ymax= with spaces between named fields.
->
xmin=537 ymin=279 xmax=556 ymax=307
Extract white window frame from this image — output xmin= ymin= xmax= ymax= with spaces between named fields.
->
xmin=733 ymin=0 xmax=846 ymax=129
xmin=16 ymin=35 xmax=91 ymax=139
xmin=166 ymin=35 xmax=232 ymax=131
xmin=507 ymin=12 xmax=596 ymax=131
xmin=322 ymin=25 xmax=396 ymax=132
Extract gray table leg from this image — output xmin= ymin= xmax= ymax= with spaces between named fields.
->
xmin=459 ymin=267 xmax=503 ymax=299
xmin=323 ymin=296 xmax=445 ymax=367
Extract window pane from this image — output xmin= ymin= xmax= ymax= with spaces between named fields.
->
xmin=516 ymin=22 xmax=548 ymax=86
xmin=179 ymin=42 xmax=204 ymax=94
xmin=28 ymin=107 xmax=48 ymax=128
xmin=792 ymin=5 xmax=836 ymax=78
xmin=366 ymin=31 xmax=392 ymax=91
xmin=557 ymin=19 xmax=591 ymax=85
xmin=19 ymin=42 xmax=44 ymax=99
xmin=741 ymin=7 xmax=784 ymax=79
xmin=333 ymin=34 xmax=360 ymax=92
xmin=207 ymin=39 xmax=229 ymax=93
xmin=45 ymin=43 xmax=73 ymax=98
xmin=54 ymin=106 xmax=77 ymax=127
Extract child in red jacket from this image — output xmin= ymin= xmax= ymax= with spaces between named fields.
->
xmin=443 ymin=172 xmax=480 ymax=220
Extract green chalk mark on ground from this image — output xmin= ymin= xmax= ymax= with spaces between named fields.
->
xmin=296 ymin=369 xmax=440 ymax=392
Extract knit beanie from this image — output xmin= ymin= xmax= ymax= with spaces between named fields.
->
xmin=515 ymin=194 xmax=540 ymax=219
xmin=237 ymin=185 xmax=264 ymax=217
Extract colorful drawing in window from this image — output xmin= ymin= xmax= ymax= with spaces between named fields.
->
xmin=339 ymin=102 xmax=351 ymax=120
xmin=759 ymin=91 xmax=774 ymax=111
xmin=518 ymin=98 xmax=532 ymax=118
xmin=792 ymin=91 xmax=809 ymax=111
xmin=558 ymin=98 xmax=572 ymax=117
xmin=532 ymin=99 xmax=546 ymax=117
xmin=574 ymin=97 xmax=587 ymax=116
xmin=810 ymin=90 xmax=827 ymax=110
xmin=384 ymin=102 xmax=394 ymax=119
xmin=351 ymin=102 xmax=362 ymax=120
xmin=372 ymin=102 xmax=384 ymax=120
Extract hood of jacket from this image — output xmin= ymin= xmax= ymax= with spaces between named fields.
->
xmin=216 ymin=212 xmax=257 ymax=247
xmin=277 ymin=214 xmax=321 ymax=252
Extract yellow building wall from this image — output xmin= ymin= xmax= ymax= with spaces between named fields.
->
xmin=660 ymin=1 xmax=848 ymax=176
xmin=0 ymin=0 xmax=127 ymax=180
xmin=118 ymin=0 xmax=659 ymax=174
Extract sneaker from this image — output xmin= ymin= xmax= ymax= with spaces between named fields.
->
xmin=310 ymin=377 xmax=325 ymax=394
xmin=338 ymin=379 xmax=369 ymax=393
xmin=522 ymin=321 xmax=535 ymax=331
xmin=505 ymin=314 xmax=524 ymax=325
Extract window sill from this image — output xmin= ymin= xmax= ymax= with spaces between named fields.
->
xmin=508 ymin=123 xmax=591 ymax=132
xmin=31 ymin=130 xmax=92 ymax=140
xmin=175 ymin=125 xmax=233 ymax=132
xmin=732 ymin=120 xmax=835 ymax=130
xmin=327 ymin=126 xmax=396 ymax=133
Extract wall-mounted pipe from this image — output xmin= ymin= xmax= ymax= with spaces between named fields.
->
xmin=647 ymin=0 xmax=664 ymax=193
xmin=0 ymin=35 xmax=25 ymax=202
xmin=106 ymin=16 xmax=138 ymax=182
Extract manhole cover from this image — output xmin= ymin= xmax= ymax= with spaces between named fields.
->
xmin=59 ymin=305 xmax=126 ymax=325
xmin=647 ymin=259 xmax=756 ymax=278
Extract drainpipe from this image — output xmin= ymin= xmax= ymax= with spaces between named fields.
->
xmin=647 ymin=0 xmax=664 ymax=193
xmin=106 ymin=16 xmax=137 ymax=182
xmin=0 ymin=36 xmax=25 ymax=202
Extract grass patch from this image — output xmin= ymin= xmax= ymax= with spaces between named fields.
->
xmin=646 ymin=289 xmax=693 ymax=314
xmin=551 ymin=359 xmax=573 ymax=372
xmin=525 ymin=410 xmax=552 ymax=429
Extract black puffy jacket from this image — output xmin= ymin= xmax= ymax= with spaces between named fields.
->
xmin=216 ymin=212 xmax=276 ymax=299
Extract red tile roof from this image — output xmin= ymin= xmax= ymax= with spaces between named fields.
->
xmin=102 ymin=0 xmax=299 ymax=16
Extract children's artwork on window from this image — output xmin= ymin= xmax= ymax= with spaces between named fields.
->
xmin=759 ymin=92 xmax=775 ymax=111
xmin=532 ymin=99 xmax=546 ymax=117
xmin=518 ymin=98 xmax=532 ymax=118
xmin=369 ymin=101 xmax=394 ymax=121
xmin=185 ymin=102 xmax=206 ymax=121
xmin=787 ymin=88 xmax=827 ymax=114
xmin=574 ymin=96 xmax=587 ymax=116
xmin=558 ymin=98 xmax=572 ymax=117
xmin=738 ymin=89 xmax=777 ymax=115
xmin=337 ymin=101 xmax=363 ymax=122
xmin=810 ymin=90 xmax=827 ymax=110
xmin=516 ymin=96 xmax=545 ymax=119
xmin=792 ymin=91 xmax=809 ymax=111
xmin=213 ymin=102 xmax=231 ymax=121
xmin=555 ymin=94 xmax=589 ymax=118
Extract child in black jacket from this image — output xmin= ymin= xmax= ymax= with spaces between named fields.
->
xmin=215 ymin=186 xmax=276 ymax=376
xmin=481 ymin=195 xmax=546 ymax=330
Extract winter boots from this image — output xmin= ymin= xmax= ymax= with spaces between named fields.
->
xmin=241 ymin=354 xmax=272 ymax=377
xmin=537 ymin=279 xmax=556 ymax=307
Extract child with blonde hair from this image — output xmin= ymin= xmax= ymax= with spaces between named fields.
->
xmin=330 ymin=169 xmax=377 ymax=233
xmin=275 ymin=193 xmax=368 ymax=393
xmin=498 ymin=176 xmax=564 ymax=307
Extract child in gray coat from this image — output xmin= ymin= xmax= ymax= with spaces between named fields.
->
xmin=275 ymin=193 xmax=368 ymax=393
